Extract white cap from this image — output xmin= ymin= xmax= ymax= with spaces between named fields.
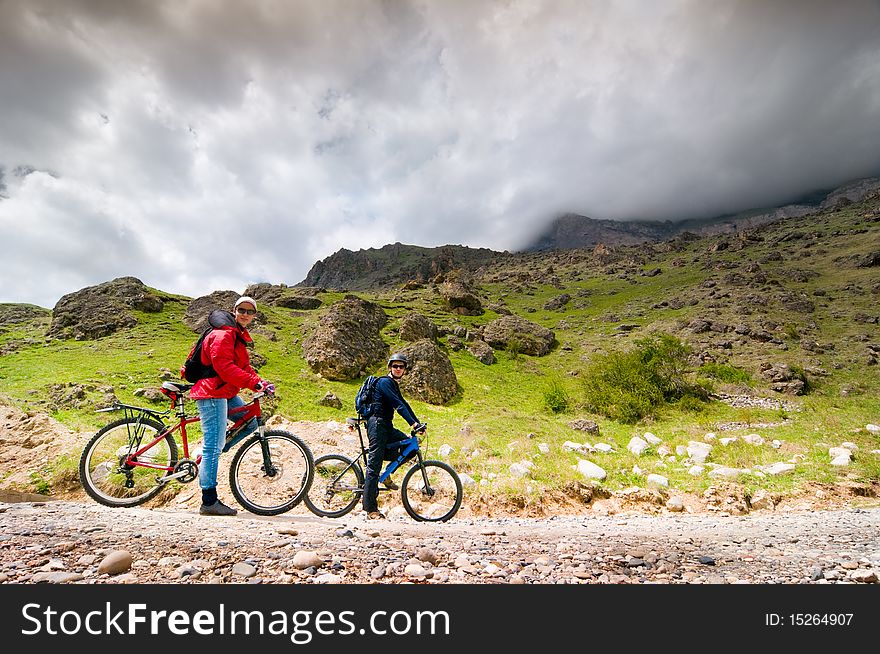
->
xmin=234 ymin=295 xmax=257 ymax=311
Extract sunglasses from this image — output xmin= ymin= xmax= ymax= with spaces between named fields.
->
xmin=390 ymin=364 xmax=406 ymax=370
xmin=236 ymin=307 xmax=257 ymax=315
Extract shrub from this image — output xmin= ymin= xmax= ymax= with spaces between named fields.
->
xmin=543 ymin=377 xmax=571 ymax=414
xmin=582 ymin=333 xmax=708 ymax=423
xmin=698 ymin=362 xmax=752 ymax=384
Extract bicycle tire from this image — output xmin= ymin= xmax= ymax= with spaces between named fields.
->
xmin=303 ymin=454 xmax=364 ymax=518
xmin=228 ymin=429 xmax=314 ymax=516
xmin=401 ymin=460 xmax=463 ymax=522
xmin=79 ymin=416 xmax=178 ymax=507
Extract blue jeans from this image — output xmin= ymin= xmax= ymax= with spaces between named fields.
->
xmin=196 ymin=396 xmax=257 ymax=492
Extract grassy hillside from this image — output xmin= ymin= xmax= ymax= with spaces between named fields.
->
xmin=1 ymin=196 xmax=879 ymax=510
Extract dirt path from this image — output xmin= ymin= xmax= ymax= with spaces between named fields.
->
xmin=2 ymin=498 xmax=878 ymax=585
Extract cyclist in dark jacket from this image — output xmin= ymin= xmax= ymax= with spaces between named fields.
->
xmin=362 ymin=353 xmax=422 ymax=519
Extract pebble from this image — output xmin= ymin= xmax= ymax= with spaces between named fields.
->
xmin=97 ymin=550 xmax=132 ymax=575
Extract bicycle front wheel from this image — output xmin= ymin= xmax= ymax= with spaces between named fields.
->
xmin=79 ymin=417 xmax=177 ymax=507
xmin=401 ymin=460 xmax=463 ymax=522
xmin=303 ymin=454 xmax=363 ymax=518
xmin=228 ymin=429 xmax=314 ymax=516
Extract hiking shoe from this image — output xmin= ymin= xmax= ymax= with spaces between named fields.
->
xmin=199 ymin=501 xmax=238 ymax=516
xmin=366 ymin=511 xmax=386 ymax=520
xmin=382 ymin=477 xmax=399 ymax=491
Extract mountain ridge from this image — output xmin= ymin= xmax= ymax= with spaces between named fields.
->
xmin=298 ymin=176 xmax=880 ymax=291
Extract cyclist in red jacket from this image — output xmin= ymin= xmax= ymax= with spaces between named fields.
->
xmin=187 ymin=296 xmax=273 ymax=516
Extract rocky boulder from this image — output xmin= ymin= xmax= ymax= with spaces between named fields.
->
xmin=183 ymin=291 xmax=241 ymax=332
xmin=544 ymin=294 xmax=571 ymax=311
xmin=398 ymin=339 xmax=458 ymax=404
xmin=399 ymin=313 xmax=439 ymax=342
xmin=302 ymin=295 xmax=388 ymax=381
xmin=439 ymin=281 xmax=483 ymax=315
xmin=481 ymin=315 xmax=555 ymax=356
xmin=245 ymin=283 xmax=322 ymax=310
xmin=467 ymin=340 xmax=495 ymax=365
xmin=48 ymin=277 xmax=164 ymax=340
xmin=760 ymin=362 xmax=806 ymax=395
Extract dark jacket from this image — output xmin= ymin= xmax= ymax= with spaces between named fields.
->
xmin=371 ymin=375 xmax=418 ymax=426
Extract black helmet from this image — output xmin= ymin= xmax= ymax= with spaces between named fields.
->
xmin=387 ymin=353 xmax=409 ymax=368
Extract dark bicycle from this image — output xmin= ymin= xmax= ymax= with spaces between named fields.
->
xmin=304 ymin=418 xmax=463 ymax=522
xmin=79 ymin=381 xmax=314 ymax=516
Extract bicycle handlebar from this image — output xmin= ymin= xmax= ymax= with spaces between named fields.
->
xmin=411 ymin=421 xmax=428 ymax=436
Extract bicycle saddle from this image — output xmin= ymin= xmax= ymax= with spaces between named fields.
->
xmin=162 ymin=381 xmax=193 ymax=393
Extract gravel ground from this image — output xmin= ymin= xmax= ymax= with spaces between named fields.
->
xmin=2 ymin=499 xmax=879 ymax=585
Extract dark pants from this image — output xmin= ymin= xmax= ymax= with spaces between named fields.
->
xmin=362 ymin=416 xmax=408 ymax=512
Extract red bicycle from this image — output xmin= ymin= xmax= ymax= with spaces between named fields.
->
xmin=78 ymin=381 xmax=314 ymax=516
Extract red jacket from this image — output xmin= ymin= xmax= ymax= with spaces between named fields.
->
xmin=188 ymin=325 xmax=262 ymax=399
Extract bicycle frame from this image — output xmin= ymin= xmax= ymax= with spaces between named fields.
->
xmin=95 ymin=391 xmax=265 ymax=480
xmin=329 ymin=419 xmax=424 ymax=492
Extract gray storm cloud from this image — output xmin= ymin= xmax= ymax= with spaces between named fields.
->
xmin=1 ymin=0 xmax=879 ymax=308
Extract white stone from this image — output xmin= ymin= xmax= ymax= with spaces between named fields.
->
xmin=666 ymin=497 xmax=685 ymax=512
xmin=646 ymin=474 xmax=669 ymax=489
xmin=688 ymin=465 xmax=704 ymax=476
xmin=632 ymin=465 xmax=643 ymax=475
xmin=704 ymin=432 xmax=717 ymax=441
xmin=829 ymin=447 xmax=852 ymax=465
xmin=594 ymin=443 xmax=614 ymax=453
xmin=687 ymin=441 xmax=712 ymax=464
xmin=841 ymin=442 xmax=859 ymax=452
xmin=292 ymin=551 xmax=324 ymax=570
xmin=577 ymin=459 xmax=607 ymax=481
xmin=643 ymin=432 xmax=662 ymax=446
xmin=627 ymin=437 xmax=650 ymax=456
xmin=563 ymin=441 xmax=585 ymax=453
xmin=771 ymin=440 xmax=783 ymax=449
xmin=676 ymin=445 xmax=688 ymax=456
xmin=865 ymin=424 xmax=880 ymax=434
xmin=537 ymin=443 xmax=550 ymax=454
xmin=405 ymin=564 xmax=429 ymax=578
xmin=743 ymin=433 xmax=765 ymax=446
xmin=437 ymin=444 xmax=454 ymax=458
xmin=458 ymin=473 xmax=477 ymax=487
xmin=708 ymin=466 xmax=743 ymax=478
xmin=509 ymin=463 xmax=530 ymax=478
xmin=657 ymin=445 xmax=671 ymax=457
xmin=719 ymin=437 xmax=738 ymax=446
xmin=764 ymin=462 xmax=795 ymax=475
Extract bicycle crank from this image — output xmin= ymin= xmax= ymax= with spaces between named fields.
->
xmin=161 ymin=459 xmax=199 ymax=483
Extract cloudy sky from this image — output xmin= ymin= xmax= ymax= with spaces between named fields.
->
xmin=1 ymin=0 xmax=879 ymax=309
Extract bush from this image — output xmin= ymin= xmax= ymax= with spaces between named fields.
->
xmin=698 ymin=362 xmax=751 ymax=384
xmin=582 ymin=333 xmax=708 ymax=423
xmin=543 ymin=378 xmax=571 ymax=414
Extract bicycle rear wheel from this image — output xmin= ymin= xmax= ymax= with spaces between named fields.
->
xmin=303 ymin=454 xmax=363 ymax=518
xmin=401 ymin=460 xmax=463 ymax=522
xmin=228 ymin=429 xmax=314 ymax=516
xmin=79 ymin=417 xmax=177 ymax=507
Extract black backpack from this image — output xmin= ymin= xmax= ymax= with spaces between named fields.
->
xmin=354 ymin=375 xmax=379 ymax=417
xmin=182 ymin=310 xmax=236 ymax=383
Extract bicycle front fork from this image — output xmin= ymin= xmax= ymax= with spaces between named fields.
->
xmin=256 ymin=426 xmax=278 ymax=477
